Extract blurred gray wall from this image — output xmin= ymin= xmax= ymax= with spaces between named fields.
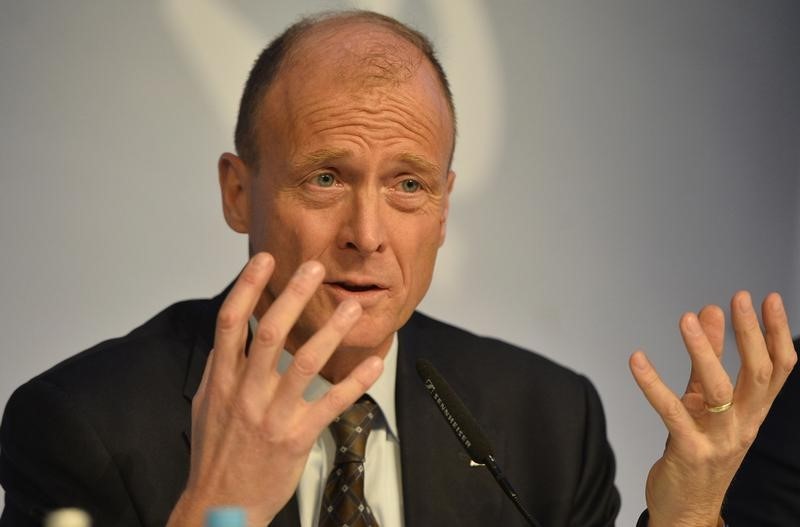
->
xmin=1 ymin=1 xmax=798 ymax=524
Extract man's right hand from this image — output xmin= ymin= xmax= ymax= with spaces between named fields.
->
xmin=166 ymin=253 xmax=384 ymax=527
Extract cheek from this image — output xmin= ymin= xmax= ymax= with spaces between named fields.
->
xmin=263 ymin=207 xmax=339 ymax=267
xmin=394 ymin=217 xmax=442 ymax=289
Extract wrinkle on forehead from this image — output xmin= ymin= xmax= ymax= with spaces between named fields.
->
xmin=299 ymin=93 xmax=442 ymax=143
xmin=291 ymin=148 xmax=442 ymax=179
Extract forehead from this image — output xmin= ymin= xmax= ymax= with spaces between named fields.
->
xmin=258 ymin=21 xmax=454 ymax=164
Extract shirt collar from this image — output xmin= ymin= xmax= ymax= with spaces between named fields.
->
xmin=249 ymin=317 xmax=399 ymax=441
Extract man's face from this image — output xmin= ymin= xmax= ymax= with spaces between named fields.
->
xmin=225 ymin=25 xmax=455 ymax=355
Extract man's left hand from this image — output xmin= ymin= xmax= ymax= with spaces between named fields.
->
xmin=630 ymin=291 xmax=797 ymax=527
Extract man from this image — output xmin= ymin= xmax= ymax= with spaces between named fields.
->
xmin=0 ymin=10 xmax=795 ymax=527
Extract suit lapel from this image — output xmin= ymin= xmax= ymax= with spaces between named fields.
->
xmin=268 ymin=497 xmax=301 ymax=527
xmin=181 ymin=290 xmax=221 ymax=445
xmin=397 ymin=314 xmax=506 ymax=525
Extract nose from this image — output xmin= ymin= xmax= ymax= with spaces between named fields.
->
xmin=337 ymin=190 xmax=386 ymax=255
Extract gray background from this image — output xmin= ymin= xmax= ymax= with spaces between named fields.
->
xmin=1 ymin=1 xmax=798 ymax=524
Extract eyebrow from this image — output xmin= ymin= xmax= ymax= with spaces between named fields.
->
xmin=395 ymin=153 xmax=442 ymax=176
xmin=293 ymin=148 xmax=352 ymax=172
xmin=291 ymin=149 xmax=442 ymax=176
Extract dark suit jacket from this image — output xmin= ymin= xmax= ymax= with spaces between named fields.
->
xmin=722 ymin=337 xmax=800 ymax=526
xmin=0 ymin=290 xmax=620 ymax=526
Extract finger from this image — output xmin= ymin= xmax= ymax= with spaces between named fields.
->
xmin=730 ymin=291 xmax=772 ymax=417
xmin=698 ymin=305 xmax=725 ymax=358
xmin=274 ymin=300 xmax=363 ymax=407
xmin=629 ymin=350 xmax=695 ymax=438
xmin=213 ymin=253 xmax=275 ymax=378
xmin=685 ymin=305 xmax=725 ymax=394
xmin=761 ymin=292 xmax=798 ymax=399
xmin=307 ymin=355 xmax=384 ymax=433
xmin=681 ymin=391 xmax=707 ymax=420
xmin=679 ymin=312 xmax=734 ymax=412
xmin=242 ymin=261 xmax=325 ymax=392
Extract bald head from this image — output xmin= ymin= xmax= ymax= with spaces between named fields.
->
xmin=234 ymin=10 xmax=456 ymax=169
xmin=286 ymin=19 xmax=423 ymax=94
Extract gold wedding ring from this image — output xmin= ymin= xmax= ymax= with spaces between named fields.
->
xmin=705 ymin=401 xmax=733 ymax=413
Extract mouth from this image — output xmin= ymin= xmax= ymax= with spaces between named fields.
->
xmin=328 ymin=281 xmax=387 ymax=293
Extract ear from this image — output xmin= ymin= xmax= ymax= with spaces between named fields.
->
xmin=438 ymin=170 xmax=456 ymax=247
xmin=218 ymin=152 xmax=251 ymax=233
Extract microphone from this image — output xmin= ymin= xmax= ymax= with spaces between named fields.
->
xmin=416 ymin=359 xmax=543 ymax=527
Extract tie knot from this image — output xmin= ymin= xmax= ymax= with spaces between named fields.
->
xmin=330 ymin=398 xmax=380 ymax=463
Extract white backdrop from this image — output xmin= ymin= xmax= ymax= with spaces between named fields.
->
xmin=1 ymin=1 xmax=798 ymax=524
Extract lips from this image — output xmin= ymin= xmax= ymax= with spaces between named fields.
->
xmin=323 ymin=273 xmax=392 ymax=309
xmin=328 ymin=281 xmax=387 ymax=293
xmin=323 ymin=278 xmax=390 ymax=307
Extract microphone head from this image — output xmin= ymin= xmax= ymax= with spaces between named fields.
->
xmin=416 ymin=358 xmax=493 ymax=463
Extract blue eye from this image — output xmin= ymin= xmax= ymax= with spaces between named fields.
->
xmin=400 ymin=179 xmax=421 ymax=193
xmin=313 ymin=172 xmax=336 ymax=187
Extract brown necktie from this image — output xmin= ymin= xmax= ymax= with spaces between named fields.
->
xmin=318 ymin=398 xmax=381 ymax=527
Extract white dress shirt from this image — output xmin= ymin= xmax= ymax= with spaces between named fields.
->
xmin=262 ymin=324 xmax=404 ymax=527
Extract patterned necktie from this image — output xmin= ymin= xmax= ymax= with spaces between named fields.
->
xmin=318 ymin=397 xmax=381 ymax=527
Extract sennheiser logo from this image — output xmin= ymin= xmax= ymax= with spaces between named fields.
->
xmin=424 ymin=378 xmax=472 ymax=449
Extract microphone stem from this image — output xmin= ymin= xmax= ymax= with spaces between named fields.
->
xmin=485 ymin=455 xmax=543 ymax=527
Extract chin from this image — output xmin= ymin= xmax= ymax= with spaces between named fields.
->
xmin=290 ymin=298 xmax=413 ymax=353
xmin=337 ymin=318 xmax=397 ymax=354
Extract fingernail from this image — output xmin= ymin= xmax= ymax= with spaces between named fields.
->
xmin=685 ymin=314 xmax=702 ymax=336
xmin=368 ymin=356 xmax=384 ymax=372
xmin=298 ymin=261 xmax=323 ymax=278
xmin=253 ymin=253 xmax=268 ymax=269
xmin=737 ymin=292 xmax=752 ymax=313
xmin=771 ymin=294 xmax=784 ymax=313
xmin=339 ymin=299 xmax=362 ymax=319
xmin=631 ymin=351 xmax=648 ymax=370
